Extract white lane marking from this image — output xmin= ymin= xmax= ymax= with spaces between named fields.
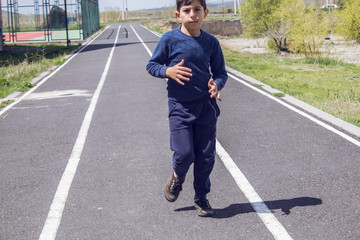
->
xmin=140 ymin=24 xmax=162 ymax=38
xmin=25 ymin=90 xmax=91 ymax=101
xmin=228 ymin=73 xmax=360 ymax=148
xmin=0 ymin=25 xmax=110 ymax=117
xmin=38 ymin=25 xmax=122 ymax=240
xmin=139 ymin=25 xmax=293 ymax=239
xmin=130 ymin=25 xmax=153 ymax=56
xmin=216 ymin=140 xmax=293 ymax=240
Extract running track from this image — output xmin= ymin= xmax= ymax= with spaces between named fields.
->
xmin=0 ymin=22 xmax=360 ymax=240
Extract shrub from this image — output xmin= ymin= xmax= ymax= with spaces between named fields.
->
xmin=241 ymin=0 xmax=330 ymax=55
xmin=288 ymin=7 xmax=330 ymax=56
xmin=334 ymin=0 xmax=360 ymax=43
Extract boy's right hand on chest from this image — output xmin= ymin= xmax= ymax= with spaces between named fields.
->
xmin=165 ymin=59 xmax=192 ymax=85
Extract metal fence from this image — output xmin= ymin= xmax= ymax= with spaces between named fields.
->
xmin=1 ymin=0 xmax=99 ymax=43
xmin=81 ymin=0 xmax=99 ymax=39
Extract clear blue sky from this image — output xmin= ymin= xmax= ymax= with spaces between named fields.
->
xmin=98 ymin=0 xmax=174 ymax=11
xmin=98 ymin=0 xmax=223 ymax=11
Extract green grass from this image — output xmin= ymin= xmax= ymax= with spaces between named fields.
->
xmin=223 ymin=50 xmax=360 ymax=127
xmin=0 ymin=44 xmax=80 ymax=99
xmin=270 ymin=92 xmax=286 ymax=97
xmin=0 ymin=100 xmax=14 ymax=109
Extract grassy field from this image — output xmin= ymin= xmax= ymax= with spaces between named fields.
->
xmin=0 ymin=44 xmax=80 ymax=101
xmin=223 ymin=50 xmax=360 ymax=127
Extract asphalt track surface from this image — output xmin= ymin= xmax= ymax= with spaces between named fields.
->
xmin=0 ymin=23 xmax=359 ymax=240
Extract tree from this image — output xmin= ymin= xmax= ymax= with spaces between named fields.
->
xmin=241 ymin=0 xmax=306 ymax=52
xmin=334 ymin=0 xmax=360 ymax=43
xmin=240 ymin=0 xmax=281 ymax=39
xmin=289 ymin=7 xmax=330 ymax=56
xmin=241 ymin=0 xmax=331 ymax=55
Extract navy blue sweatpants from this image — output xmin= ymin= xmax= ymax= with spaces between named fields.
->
xmin=168 ymin=97 xmax=220 ymax=201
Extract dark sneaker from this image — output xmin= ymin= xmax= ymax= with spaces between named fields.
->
xmin=194 ymin=199 xmax=214 ymax=217
xmin=164 ymin=171 xmax=185 ymax=202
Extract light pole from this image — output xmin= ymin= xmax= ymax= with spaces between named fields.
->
xmin=222 ymin=0 xmax=225 ymax=18
xmin=122 ymin=0 xmax=125 ymax=20
xmin=234 ymin=0 xmax=236 ymax=15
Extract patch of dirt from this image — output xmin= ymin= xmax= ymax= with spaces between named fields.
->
xmin=321 ymin=35 xmax=360 ymax=65
xmin=219 ymin=35 xmax=360 ymax=66
xmin=218 ymin=37 xmax=270 ymax=54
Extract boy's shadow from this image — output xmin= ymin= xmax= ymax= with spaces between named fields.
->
xmin=174 ymin=197 xmax=322 ymax=218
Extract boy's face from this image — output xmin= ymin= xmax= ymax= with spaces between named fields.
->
xmin=175 ymin=0 xmax=209 ymax=36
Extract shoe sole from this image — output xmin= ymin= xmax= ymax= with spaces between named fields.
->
xmin=195 ymin=204 xmax=214 ymax=217
xmin=196 ymin=209 xmax=214 ymax=217
xmin=164 ymin=185 xmax=177 ymax=202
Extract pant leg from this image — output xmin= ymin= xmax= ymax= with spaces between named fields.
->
xmin=193 ymin=99 xmax=220 ymax=201
xmin=168 ymin=100 xmax=196 ymax=178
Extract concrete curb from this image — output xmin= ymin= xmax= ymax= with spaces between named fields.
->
xmin=226 ymin=65 xmax=360 ymax=139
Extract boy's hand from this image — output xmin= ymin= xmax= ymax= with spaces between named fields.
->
xmin=208 ymin=78 xmax=222 ymax=101
xmin=165 ymin=59 xmax=192 ymax=85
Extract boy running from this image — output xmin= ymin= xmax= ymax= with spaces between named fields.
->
xmin=146 ymin=0 xmax=227 ymax=217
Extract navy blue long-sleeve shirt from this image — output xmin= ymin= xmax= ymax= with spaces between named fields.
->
xmin=146 ymin=27 xmax=228 ymax=102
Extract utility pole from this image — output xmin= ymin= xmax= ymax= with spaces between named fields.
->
xmin=222 ymin=0 xmax=225 ymax=18
xmin=122 ymin=0 xmax=125 ymax=21
xmin=234 ymin=0 xmax=236 ymax=15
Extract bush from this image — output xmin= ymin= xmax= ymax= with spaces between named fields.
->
xmin=241 ymin=0 xmax=331 ymax=55
xmin=334 ymin=0 xmax=360 ymax=43
xmin=288 ymin=7 xmax=330 ymax=56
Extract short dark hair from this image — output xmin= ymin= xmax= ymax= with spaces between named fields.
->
xmin=176 ymin=0 xmax=207 ymax=11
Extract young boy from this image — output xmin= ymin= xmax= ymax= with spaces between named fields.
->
xmin=146 ymin=0 xmax=227 ymax=217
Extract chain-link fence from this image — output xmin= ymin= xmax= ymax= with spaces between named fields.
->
xmin=1 ymin=0 xmax=99 ymax=43
xmin=81 ymin=0 xmax=99 ymax=39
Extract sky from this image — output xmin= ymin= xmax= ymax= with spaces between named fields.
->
xmin=0 ymin=0 xmax=223 ymax=12
xmin=98 ymin=0 xmax=174 ymax=11
xmin=98 ymin=0 xmax=223 ymax=11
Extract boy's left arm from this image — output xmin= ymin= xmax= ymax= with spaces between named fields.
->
xmin=209 ymin=40 xmax=228 ymax=99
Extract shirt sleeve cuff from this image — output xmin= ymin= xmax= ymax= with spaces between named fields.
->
xmin=214 ymin=79 xmax=223 ymax=91
xmin=160 ymin=66 xmax=168 ymax=78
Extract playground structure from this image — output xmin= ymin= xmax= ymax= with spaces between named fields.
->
xmin=0 ymin=0 xmax=99 ymax=47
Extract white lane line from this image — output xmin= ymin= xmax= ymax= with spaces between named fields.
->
xmin=38 ymin=25 xmax=121 ymax=240
xmin=216 ymin=140 xmax=293 ymax=239
xmin=0 ymin=25 xmax=110 ymax=117
xmin=228 ymin=73 xmax=360 ymax=148
xmin=138 ymin=25 xmax=293 ymax=240
xmin=130 ymin=25 xmax=153 ymax=56
xmin=140 ymin=24 xmax=162 ymax=38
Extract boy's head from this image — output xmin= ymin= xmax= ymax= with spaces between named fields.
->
xmin=176 ymin=0 xmax=207 ymax=12
xmin=175 ymin=0 xmax=209 ymax=36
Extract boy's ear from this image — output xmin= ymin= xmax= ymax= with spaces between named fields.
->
xmin=204 ymin=8 xmax=209 ymax=18
xmin=175 ymin=11 xmax=180 ymax=19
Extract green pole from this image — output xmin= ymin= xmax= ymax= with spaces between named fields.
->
xmin=64 ymin=0 xmax=70 ymax=47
